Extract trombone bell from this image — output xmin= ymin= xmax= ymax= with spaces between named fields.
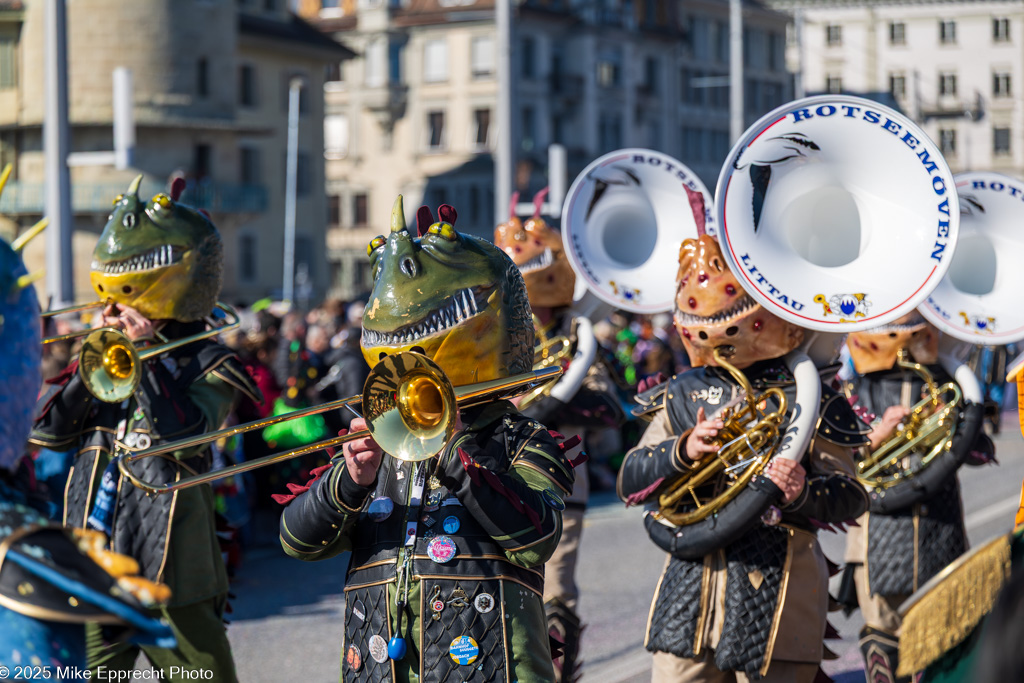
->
xmin=80 ymin=328 xmax=142 ymax=403
xmin=366 ymin=356 xmax=458 ymax=462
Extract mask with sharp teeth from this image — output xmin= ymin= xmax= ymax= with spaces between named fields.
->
xmin=674 ymin=234 xmax=803 ymax=369
xmin=846 ymin=312 xmax=939 ymax=374
xmin=361 ymin=196 xmax=534 ymax=386
xmin=493 ymin=188 xmax=575 ymax=308
xmin=90 ymin=175 xmax=223 ymax=321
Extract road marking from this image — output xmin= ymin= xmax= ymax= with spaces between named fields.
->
xmin=965 ymin=496 xmax=1019 ymax=531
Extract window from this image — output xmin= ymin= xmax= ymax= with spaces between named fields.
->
xmin=365 ymin=38 xmax=385 ymax=87
xmin=826 ymin=25 xmax=842 ymax=46
xmin=521 ymin=37 xmax=535 ymax=79
xmin=388 ymin=41 xmax=403 ymax=84
xmin=325 ymin=62 xmax=343 ymax=83
xmin=0 ymin=37 xmax=15 ymax=89
xmin=322 ymin=0 xmax=341 ymax=8
xmin=239 ymin=234 xmax=257 ymax=282
xmin=325 ymin=114 xmax=349 ymax=158
xmin=994 ymin=18 xmax=1011 ymax=42
xmin=471 ymin=36 xmax=494 ymax=79
xmin=239 ymin=65 xmax=257 ymax=106
xmin=939 ymin=128 xmax=956 ymax=154
xmin=427 ymin=110 xmax=445 ymax=150
xmin=889 ymin=73 xmax=906 ymax=97
xmin=473 ymin=108 xmax=491 ymax=148
xmin=552 ymin=115 xmax=565 ymax=145
xmin=939 ymin=72 xmax=957 ymax=96
xmin=890 ymin=21 xmax=906 ymax=45
xmin=240 ymin=147 xmax=260 ymax=184
xmin=597 ymin=49 xmax=622 ymax=88
xmin=521 ymin=106 xmax=536 ymax=151
xmin=423 ymin=39 xmax=448 ymax=83
xmin=328 ymin=195 xmax=341 ymax=226
xmin=642 ymin=57 xmax=659 ymax=93
xmin=353 ymin=193 xmax=368 ymax=226
xmin=994 ymin=127 xmax=1011 ymax=154
xmin=939 ymin=20 xmax=956 ymax=44
xmin=716 ymin=22 xmax=729 ymax=63
xmin=768 ymin=33 xmax=783 ymax=70
xmin=994 ymin=72 xmax=1012 ymax=97
xmin=194 ymin=144 xmax=212 ymax=179
xmin=598 ymin=113 xmax=622 ymax=151
xmin=826 ymin=75 xmax=843 ymax=94
xmin=197 ymin=58 xmax=209 ymax=98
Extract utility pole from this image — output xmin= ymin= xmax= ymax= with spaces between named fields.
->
xmin=44 ymin=0 xmax=73 ymax=306
xmin=495 ymin=0 xmax=513 ymax=225
xmin=729 ymin=0 xmax=744 ymax=142
xmin=282 ymin=77 xmax=303 ymax=305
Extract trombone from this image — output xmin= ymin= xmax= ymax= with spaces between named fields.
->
xmin=42 ymin=301 xmax=241 ymax=403
xmin=118 ymin=351 xmax=561 ymax=495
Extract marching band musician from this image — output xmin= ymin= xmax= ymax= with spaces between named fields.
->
xmin=840 ymin=315 xmax=992 ymax=682
xmin=618 ymin=233 xmax=871 ymax=683
xmin=494 ymin=190 xmax=625 ymax=682
xmin=278 ymin=198 xmax=578 ymax=683
xmin=28 ymin=178 xmax=261 ymax=679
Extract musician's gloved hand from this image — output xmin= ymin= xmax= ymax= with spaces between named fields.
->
xmin=766 ymin=458 xmax=806 ymax=505
xmin=867 ymin=405 xmax=911 ymax=450
xmin=342 ymin=417 xmax=382 ymax=486
xmin=684 ymin=406 xmax=724 ymax=462
xmin=637 ymin=372 xmax=668 ymax=394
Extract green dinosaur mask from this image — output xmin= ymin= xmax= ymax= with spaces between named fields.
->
xmin=361 ymin=196 xmax=534 ymax=386
xmin=90 ymin=176 xmax=223 ymax=321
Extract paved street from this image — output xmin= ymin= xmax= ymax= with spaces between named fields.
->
xmin=226 ymin=412 xmax=1024 ymax=682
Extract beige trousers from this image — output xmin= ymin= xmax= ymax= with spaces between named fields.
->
xmin=543 ymin=506 xmax=585 ymax=610
xmin=651 ymin=650 xmax=819 ymax=683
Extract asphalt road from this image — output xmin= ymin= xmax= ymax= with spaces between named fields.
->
xmin=224 ymin=412 xmax=1024 ymax=683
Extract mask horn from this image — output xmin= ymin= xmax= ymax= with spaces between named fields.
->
xmin=390 ymin=195 xmax=407 ymax=233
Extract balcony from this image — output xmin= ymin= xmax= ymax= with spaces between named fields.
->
xmin=0 ymin=180 xmax=268 ymax=215
xmin=920 ymin=93 xmax=984 ymax=121
xmin=549 ymin=73 xmax=584 ymax=105
xmin=363 ymin=82 xmax=408 ymax=133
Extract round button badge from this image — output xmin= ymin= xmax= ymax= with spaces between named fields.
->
xmin=367 ymin=496 xmax=394 ymax=522
xmin=426 ymin=535 xmax=458 ymax=564
xmin=368 ymin=634 xmax=389 ymax=663
xmin=448 ymin=635 xmax=480 ymax=665
xmin=474 ymin=593 xmax=495 ymax=614
xmin=345 ymin=644 xmax=363 ymax=672
xmin=442 ymin=515 xmax=461 ymax=534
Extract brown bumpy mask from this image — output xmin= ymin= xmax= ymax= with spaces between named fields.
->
xmin=847 ymin=313 xmax=939 ymax=374
xmin=674 ymin=235 xmax=804 ymax=369
xmin=493 ymin=189 xmax=575 ymax=308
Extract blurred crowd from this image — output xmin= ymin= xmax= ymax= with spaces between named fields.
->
xmin=36 ymin=298 xmax=696 ymax=566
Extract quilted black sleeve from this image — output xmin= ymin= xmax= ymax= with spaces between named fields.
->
xmin=437 ymin=420 xmax=572 ymax=566
xmin=616 ymin=435 xmax=691 ymax=505
xmin=782 ymin=467 xmax=868 ymax=526
xmin=279 ymin=460 xmax=374 ymax=561
xmin=29 ymin=372 xmax=95 ymax=450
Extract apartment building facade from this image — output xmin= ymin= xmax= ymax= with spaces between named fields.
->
xmin=768 ymin=0 xmax=1024 ymax=177
xmin=301 ymin=0 xmax=791 ymax=300
xmin=0 ymin=0 xmax=349 ymax=306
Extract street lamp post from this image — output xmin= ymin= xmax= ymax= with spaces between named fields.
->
xmin=283 ymin=77 xmax=303 ymax=306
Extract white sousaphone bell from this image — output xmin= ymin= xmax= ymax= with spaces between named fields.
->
xmin=711 ymin=95 xmax=962 ymax=464
xmin=920 ymin=171 xmax=1024 ymax=346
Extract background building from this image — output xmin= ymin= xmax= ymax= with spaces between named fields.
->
xmin=768 ymin=0 xmax=1024 ymax=177
xmin=0 ymin=0 xmax=349 ymax=307
xmin=300 ymin=0 xmax=791 ymax=300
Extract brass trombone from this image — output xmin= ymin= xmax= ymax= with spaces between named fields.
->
xmin=42 ymin=302 xmax=241 ymax=404
xmin=118 ymin=352 xmax=561 ymax=495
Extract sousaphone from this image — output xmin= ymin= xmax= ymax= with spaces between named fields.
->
xmin=644 ymin=96 xmax=960 ymax=549
xmin=551 ymin=149 xmax=715 ymax=403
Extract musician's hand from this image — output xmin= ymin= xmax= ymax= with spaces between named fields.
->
xmin=99 ymin=302 xmax=124 ymax=331
xmin=116 ymin=305 xmax=156 ymax=341
xmin=685 ymin=407 xmax=724 ymax=462
xmin=343 ymin=417 xmax=383 ymax=486
xmin=637 ymin=372 xmax=668 ymax=394
xmin=868 ymin=405 xmax=911 ymax=450
xmin=766 ymin=458 xmax=806 ymax=505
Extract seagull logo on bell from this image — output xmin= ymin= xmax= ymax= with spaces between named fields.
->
xmin=733 ymin=133 xmax=822 ymax=234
